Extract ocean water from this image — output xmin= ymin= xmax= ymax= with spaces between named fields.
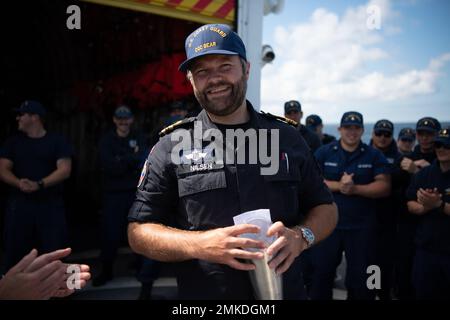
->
xmin=322 ymin=122 xmax=450 ymax=144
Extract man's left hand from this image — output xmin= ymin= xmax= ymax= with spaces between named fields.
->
xmin=265 ymin=222 xmax=307 ymax=275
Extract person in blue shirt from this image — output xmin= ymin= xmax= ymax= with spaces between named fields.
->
xmin=396 ymin=118 xmax=440 ymax=299
xmin=284 ymin=100 xmax=322 ymax=152
xmin=93 ymin=105 xmax=148 ymax=287
xmin=0 ymin=100 xmax=73 ymax=272
xmin=311 ymin=111 xmax=391 ymax=300
xmin=369 ymin=119 xmax=403 ymax=300
xmin=406 ymin=127 xmax=450 ymax=299
xmin=397 ymin=128 xmax=416 ymax=156
xmin=306 ymin=114 xmax=336 ymax=145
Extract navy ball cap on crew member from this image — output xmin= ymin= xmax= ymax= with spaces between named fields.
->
xmin=284 ymin=100 xmax=302 ymax=113
xmin=114 ymin=105 xmax=133 ymax=119
xmin=374 ymin=119 xmax=394 ymax=134
xmin=416 ymin=117 xmax=441 ymax=133
xmin=179 ymin=24 xmax=247 ymax=72
xmin=306 ymin=114 xmax=322 ymax=129
xmin=340 ymin=111 xmax=364 ymax=128
xmin=434 ymin=127 xmax=450 ymax=147
xmin=398 ymin=127 xmax=415 ymax=141
xmin=14 ymin=100 xmax=47 ymax=116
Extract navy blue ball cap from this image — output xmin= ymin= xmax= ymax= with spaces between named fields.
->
xmin=306 ymin=114 xmax=322 ymax=129
xmin=434 ymin=127 xmax=450 ymax=147
xmin=374 ymin=119 xmax=394 ymax=134
xmin=14 ymin=100 xmax=46 ymax=116
xmin=284 ymin=100 xmax=301 ymax=113
xmin=114 ymin=105 xmax=133 ymax=118
xmin=340 ymin=111 xmax=364 ymax=128
xmin=416 ymin=117 xmax=441 ymax=133
xmin=398 ymin=127 xmax=415 ymax=141
xmin=179 ymin=24 xmax=247 ymax=72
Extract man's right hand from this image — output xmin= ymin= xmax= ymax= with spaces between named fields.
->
xmin=195 ymin=224 xmax=266 ymax=271
xmin=401 ymin=157 xmax=418 ymax=174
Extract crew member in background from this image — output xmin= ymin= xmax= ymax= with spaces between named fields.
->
xmin=397 ymin=128 xmax=416 ymax=155
xmin=401 ymin=117 xmax=440 ymax=174
xmin=393 ymin=126 xmax=416 ymax=299
xmin=0 ymin=100 xmax=72 ymax=272
xmin=306 ymin=114 xmax=336 ymax=145
xmin=370 ymin=119 xmax=400 ymax=300
xmin=93 ymin=105 xmax=147 ymax=287
xmin=311 ymin=111 xmax=390 ymax=300
xmin=395 ymin=117 xmax=440 ymax=299
xmin=284 ymin=100 xmax=322 ymax=152
xmin=406 ymin=127 xmax=450 ymax=299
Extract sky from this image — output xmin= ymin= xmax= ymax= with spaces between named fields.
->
xmin=261 ymin=0 xmax=450 ymax=123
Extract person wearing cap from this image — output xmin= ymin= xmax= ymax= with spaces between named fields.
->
xmin=93 ymin=105 xmax=148 ymax=287
xmin=369 ymin=119 xmax=404 ymax=300
xmin=284 ymin=101 xmax=322 ymax=152
xmin=127 ymin=23 xmax=338 ymax=300
xmin=397 ymin=128 xmax=416 ymax=155
xmin=149 ymin=100 xmax=190 ymax=148
xmin=396 ymin=117 xmax=440 ymax=298
xmin=306 ymin=114 xmax=336 ymax=145
xmin=406 ymin=127 xmax=450 ymax=299
xmin=0 ymin=100 xmax=73 ymax=272
xmin=400 ymin=117 xmax=441 ymax=174
xmin=390 ymin=126 xmax=416 ymax=299
xmin=311 ymin=111 xmax=390 ymax=300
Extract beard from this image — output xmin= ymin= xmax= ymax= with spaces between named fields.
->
xmin=194 ymin=74 xmax=247 ymax=117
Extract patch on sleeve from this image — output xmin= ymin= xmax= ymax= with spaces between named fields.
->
xmin=138 ymin=159 xmax=149 ymax=189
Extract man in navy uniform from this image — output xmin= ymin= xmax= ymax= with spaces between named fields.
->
xmin=397 ymin=128 xmax=416 ymax=156
xmin=401 ymin=117 xmax=440 ymax=174
xmin=0 ymin=100 xmax=72 ymax=271
xmin=284 ymin=100 xmax=322 ymax=152
xmin=396 ymin=118 xmax=440 ymax=299
xmin=93 ymin=105 xmax=148 ymax=286
xmin=311 ymin=111 xmax=390 ymax=300
xmin=306 ymin=114 xmax=336 ymax=145
xmin=406 ymin=127 xmax=450 ymax=299
xmin=369 ymin=119 xmax=402 ymax=300
xmin=127 ymin=23 xmax=338 ymax=300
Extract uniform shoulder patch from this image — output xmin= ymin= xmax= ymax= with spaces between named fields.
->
xmin=159 ymin=117 xmax=196 ymax=137
xmin=260 ymin=111 xmax=298 ymax=128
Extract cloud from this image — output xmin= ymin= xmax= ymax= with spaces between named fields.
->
xmin=261 ymin=0 xmax=450 ymax=122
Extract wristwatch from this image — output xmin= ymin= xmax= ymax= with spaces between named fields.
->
xmin=37 ymin=180 xmax=45 ymax=190
xmin=299 ymin=227 xmax=315 ymax=248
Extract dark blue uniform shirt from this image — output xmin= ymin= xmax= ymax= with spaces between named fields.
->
xmin=370 ymin=140 xmax=404 ymax=225
xmin=128 ymin=101 xmax=334 ymax=299
xmin=406 ymin=161 xmax=450 ymax=254
xmin=0 ymin=132 xmax=72 ymax=198
xmin=99 ymin=129 xmax=147 ymax=192
xmin=315 ymin=140 xmax=389 ymax=229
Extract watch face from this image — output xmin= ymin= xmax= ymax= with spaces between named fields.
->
xmin=302 ymin=228 xmax=315 ymax=245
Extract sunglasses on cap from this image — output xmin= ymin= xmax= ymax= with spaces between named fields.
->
xmin=375 ymin=131 xmax=392 ymax=138
xmin=434 ymin=142 xmax=450 ymax=150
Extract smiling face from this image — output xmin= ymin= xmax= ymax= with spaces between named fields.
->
xmin=417 ymin=130 xmax=437 ymax=152
xmin=187 ymin=55 xmax=249 ymax=117
xmin=339 ymin=125 xmax=364 ymax=149
xmin=113 ymin=116 xmax=133 ymax=136
xmin=372 ymin=131 xmax=393 ymax=151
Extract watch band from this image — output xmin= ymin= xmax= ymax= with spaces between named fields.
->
xmin=37 ymin=180 xmax=44 ymax=190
